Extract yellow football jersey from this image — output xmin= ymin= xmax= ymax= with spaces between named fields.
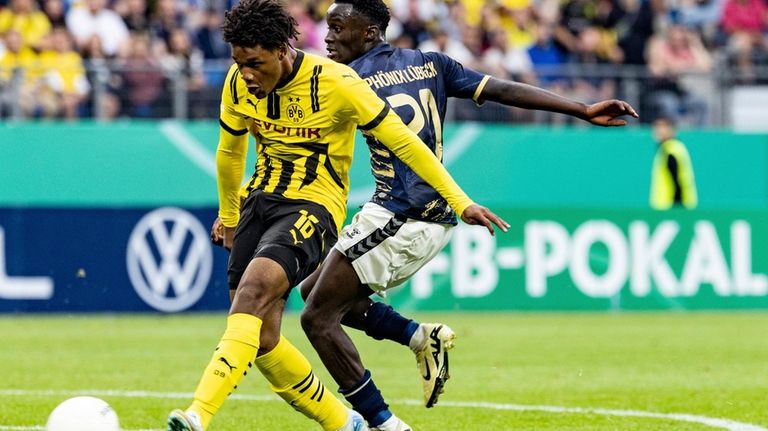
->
xmin=217 ymin=50 xmax=473 ymax=232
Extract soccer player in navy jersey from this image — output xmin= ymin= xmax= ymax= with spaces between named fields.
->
xmin=298 ymin=1 xmax=639 ymax=430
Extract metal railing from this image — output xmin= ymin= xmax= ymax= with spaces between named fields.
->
xmin=1 ymin=59 xmax=767 ymax=127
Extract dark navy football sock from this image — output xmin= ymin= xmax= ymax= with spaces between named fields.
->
xmin=340 ymin=369 xmax=392 ymax=427
xmin=364 ymin=302 xmax=419 ymax=346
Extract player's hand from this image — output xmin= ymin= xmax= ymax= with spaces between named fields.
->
xmin=584 ymin=99 xmax=639 ymax=127
xmin=222 ymin=226 xmax=235 ymax=251
xmin=211 ymin=217 xmax=225 ymax=248
xmin=460 ymin=204 xmax=510 ymax=236
xmin=211 ymin=218 xmax=235 ymax=251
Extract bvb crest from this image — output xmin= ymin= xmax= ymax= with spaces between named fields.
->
xmin=286 ymin=97 xmax=305 ymax=124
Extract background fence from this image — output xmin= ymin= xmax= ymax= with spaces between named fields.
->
xmin=2 ymin=61 xmax=768 ymax=129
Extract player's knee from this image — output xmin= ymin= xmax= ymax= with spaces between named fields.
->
xmin=232 ymin=277 xmax=278 ymax=315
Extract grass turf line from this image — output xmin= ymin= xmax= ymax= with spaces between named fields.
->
xmin=0 ymin=312 xmax=766 ymax=430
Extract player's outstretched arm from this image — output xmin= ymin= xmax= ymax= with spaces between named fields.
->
xmin=480 ymin=77 xmax=639 ymax=126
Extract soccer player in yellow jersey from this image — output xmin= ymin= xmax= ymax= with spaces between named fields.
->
xmin=166 ymin=0 xmax=507 ymax=430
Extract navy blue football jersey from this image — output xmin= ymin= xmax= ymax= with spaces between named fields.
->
xmin=349 ymin=44 xmax=489 ymax=224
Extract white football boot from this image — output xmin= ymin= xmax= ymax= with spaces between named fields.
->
xmin=167 ymin=409 xmax=203 ymax=431
xmin=336 ymin=408 xmax=369 ymax=431
xmin=411 ymin=323 xmax=456 ymax=408
xmin=369 ymin=415 xmax=413 ymax=431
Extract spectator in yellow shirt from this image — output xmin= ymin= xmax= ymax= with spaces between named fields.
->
xmin=0 ymin=0 xmax=52 ymax=51
xmin=39 ymin=27 xmax=90 ymax=119
xmin=0 ymin=29 xmax=43 ymax=117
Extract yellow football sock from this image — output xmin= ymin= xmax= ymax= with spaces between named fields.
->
xmin=256 ymin=335 xmax=349 ymax=431
xmin=189 ymin=313 xmax=262 ymax=429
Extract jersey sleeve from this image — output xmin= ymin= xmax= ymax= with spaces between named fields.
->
xmin=427 ymin=51 xmax=490 ymax=103
xmin=332 ymin=65 xmax=389 ymax=126
xmin=217 ymin=65 xmax=251 ymax=227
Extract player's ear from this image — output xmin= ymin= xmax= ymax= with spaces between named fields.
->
xmin=277 ymin=44 xmax=287 ymax=60
xmin=365 ymin=25 xmax=380 ymax=42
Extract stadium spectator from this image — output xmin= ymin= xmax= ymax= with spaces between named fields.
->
xmin=720 ymin=0 xmax=768 ymax=84
xmin=150 ymin=0 xmax=186 ymax=45
xmin=163 ymin=27 xmax=203 ymax=75
xmin=41 ymin=0 xmax=67 ymax=28
xmin=115 ymin=0 xmax=151 ymax=33
xmin=528 ymin=19 xmax=567 ymax=75
xmin=38 ymin=26 xmax=89 ymax=118
xmin=649 ymin=116 xmax=698 ymax=209
xmin=616 ymin=0 xmax=657 ymax=65
xmin=66 ymin=0 xmax=129 ymax=57
xmin=646 ymin=23 xmax=712 ymax=126
xmin=162 ymin=27 xmax=214 ymax=118
xmin=79 ymin=29 xmax=120 ymax=119
xmin=117 ymin=32 xmax=165 ymax=117
xmin=720 ymin=0 xmax=767 ymax=34
xmin=555 ymin=0 xmax=601 ymax=54
xmin=287 ymin=0 xmax=324 ymax=54
xmin=194 ymin=7 xmax=229 ymax=61
xmin=482 ymin=29 xmax=535 ymax=82
xmin=0 ymin=0 xmax=52 ymax=51
xmin=419 ymin=27 xmax=476 ymax=68
xmin=0 ymin=29 xmax=39 ymax=116
xmin=0 ymin=29 xmax=66 ymax=117
xmin=390 ymin=0 xmax=434 ymax=47
xmin=497 ymin=3 xmax=537 ymax=50
xmin=574 ymin=24 xmax=624 ymax=64
xmin=676 ymin=0 xmax=724 ymax=40
xmin=566 ymin=26 xmax=621 ymax=110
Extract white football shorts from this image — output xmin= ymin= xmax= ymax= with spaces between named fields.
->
xmin=334 ymin=202 xmax=453 ymax=293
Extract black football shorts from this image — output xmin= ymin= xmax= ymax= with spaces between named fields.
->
xmin=228 ymin=190 xmax=338 ymax=292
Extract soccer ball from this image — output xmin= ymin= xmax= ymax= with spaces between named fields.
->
xmin=46 ymin=396 xmax=121 ymax=431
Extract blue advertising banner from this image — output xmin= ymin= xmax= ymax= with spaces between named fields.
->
xmin=2 ymin=206 xmax=767 ymax=313
xmin=0 ymin=207 xmax=231 ymax=312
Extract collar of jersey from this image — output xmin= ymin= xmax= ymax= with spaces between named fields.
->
xmin=273 ymin=48 xmax=305 ymax=91
xmin=349 ymin=43 xmax=392 ymax=70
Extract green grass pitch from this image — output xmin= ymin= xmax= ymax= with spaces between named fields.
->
xmin=1 ymin=312 xmax=767 ymax=430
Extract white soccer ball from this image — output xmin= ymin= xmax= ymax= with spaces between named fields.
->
xmin=46 ymin=396 xmax=121 ymax=431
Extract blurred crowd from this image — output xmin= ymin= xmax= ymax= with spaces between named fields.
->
xmin=0 ymin=0 xmax=766 ymax=122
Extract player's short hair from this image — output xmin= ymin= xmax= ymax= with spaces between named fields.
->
xmin=223 ymin=0 xmax=299 ymax=50
xmin=335 ymin=0 xmax=390 ymax=34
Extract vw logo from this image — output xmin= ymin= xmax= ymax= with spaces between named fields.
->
xmin=126 ymin=207 xmax=212 ymax=312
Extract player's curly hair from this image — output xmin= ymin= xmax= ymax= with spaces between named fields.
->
xmin=223 ymin=0 xmax=299 ymax=50
xmin=335 ymin=0 xmax=390 ymax=34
